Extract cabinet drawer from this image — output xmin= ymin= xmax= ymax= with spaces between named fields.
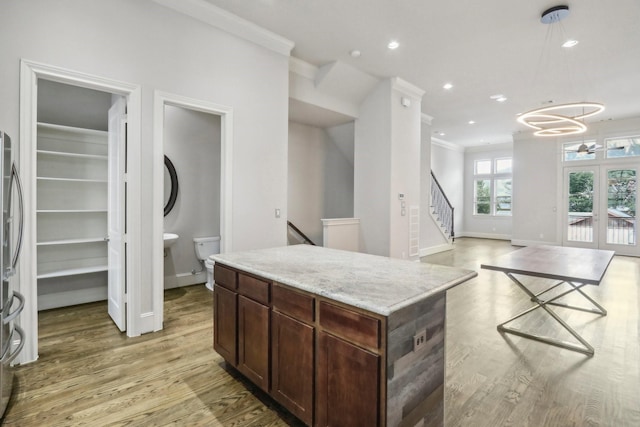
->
xmin=214 ymin=264 xmax=236 ymax=290
xmin=272 ymin=283 xmax=314 ymax=324
xmin=319 ymin=302 xmax=380 ymax=350
xmin=238 ymin=273 xmax=270 ymax=305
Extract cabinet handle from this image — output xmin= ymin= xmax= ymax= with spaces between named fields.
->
xmin=10 ymin=163 xmax=24 ymax=271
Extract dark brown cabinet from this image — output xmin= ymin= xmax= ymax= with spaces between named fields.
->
xmin=213 ymin=285 xmax=237 ymax=365
xmin=213 ymin=264 xmax=384 ymax=427
xmin=213 ymin=264 xmax=238 ymax=365
xmin=271 ymin=310 xmax=314 ymax=425
xmin=316 ymin=301 xmax=381 ymax=427
xmin=237 ymin=295 xmax=270 ymax=391
xmin=316 ymin=332 xmax=380 ymax=427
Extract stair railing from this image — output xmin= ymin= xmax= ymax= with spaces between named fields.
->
xmin=287 ymin=221 xmax=317 ymax=246
xmin=430 ymin=171 xmax=455 ymax=241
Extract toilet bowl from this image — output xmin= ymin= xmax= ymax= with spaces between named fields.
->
xmin=193 ymin=236 xmax=221 ymax=291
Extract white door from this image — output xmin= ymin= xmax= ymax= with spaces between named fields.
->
xmin=563 ymin=164 xmax=639 ymax=256
xmin=564 ymin=166 xmax=599 ymax=249
xmin=108 ymin=97 xmax=127 ymax=331
xmin=598 ymin=165 xmax=638 ymax=256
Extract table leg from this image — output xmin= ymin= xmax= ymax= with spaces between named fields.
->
xmin=498 ymin=273 xmax=596 ymax=356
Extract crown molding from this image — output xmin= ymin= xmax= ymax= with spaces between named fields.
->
xmin=431 ymin=137 xmax=465 ymax=152
xmin=153 ymin=0 xmax=294 ymax=56
xmin=421 ymin=113 xmax=434 ymax=125
xmin=289 ymin=56 xmax=318 ymax=80
xmin=391 ymin=77 xmax=425 ymax=99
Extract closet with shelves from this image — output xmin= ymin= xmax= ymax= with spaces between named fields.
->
xmin=36 ymin=122 xmax=109 ymax=310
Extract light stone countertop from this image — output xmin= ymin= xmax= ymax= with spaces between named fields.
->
xmin=211 ymin=245 xmax=477 ymax=316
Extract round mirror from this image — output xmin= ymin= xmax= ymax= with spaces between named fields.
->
xmin=164 ymin=155 xmax=178 ymax=216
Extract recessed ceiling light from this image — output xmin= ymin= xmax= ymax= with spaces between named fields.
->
xmin=387 ymin=40 xmax=399 ymax=50
xmin=490 ymin=94 xmax=507 ymax=103
xmin=468 ymin=120 xmax=476 ymax=125
xmin=439 ymin=132 xmax=445 ymax=136
xmin=562 ymin=39 xmax=579 ymax=48
xmin=497 ymin=97 xmax=507 ymax=102
xmin=443 ymin=83 xmax=453 ymax=90
xmin=350 ymin=49 xmax=361 ymax=58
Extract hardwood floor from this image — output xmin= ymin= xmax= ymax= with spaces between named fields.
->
xmin=3 ymin=238 xmax=639 ymax=426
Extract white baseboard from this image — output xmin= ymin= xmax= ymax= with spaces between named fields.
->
xmin=419 ymin=243 xmax=454 ymax=257
xmin=510 ymin=239 xmax=560 ymax=247
xmin=457 ymin=232 xmax=511 ymax=241
xmin=164 ymin=272 xmax=207 ymax=289
xmin=38 ymin=286 xmax=107 ymax=311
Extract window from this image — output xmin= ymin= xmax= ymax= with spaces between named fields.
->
xmin=495 ymin=158 xmax=512 ymax=174
xmin=475 ymin=159 xmax=491 ymax=175
xmin=473 ymin=157 xmax=512 ymax=216
xmin=563 ymin=140 xmax=597 ymax=162
xmin=606 ymin=136 xmax=640 ymax=158
xmin=474 ymin=179 xmax=491 ymax=214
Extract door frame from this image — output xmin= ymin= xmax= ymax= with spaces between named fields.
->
xmin=152 ymin=91 xmax=233 ymax=331
xmin=563 ymin=165 xmax=600 ymax=249
xmin=18 ymin=59 xmax=142 ymax=364
xmin=563 ymin=162 xmax=639 ymax=256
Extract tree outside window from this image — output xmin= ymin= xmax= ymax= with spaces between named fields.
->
xmin=474 ymin=179 xmax=491 ymax=215
xmin=473 ymin=158 xmax=512 ymax=216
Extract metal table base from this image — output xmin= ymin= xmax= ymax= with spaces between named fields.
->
xmin=498 ymin=272 xmax=607 ymax=356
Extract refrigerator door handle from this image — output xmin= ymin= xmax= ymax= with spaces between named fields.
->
xmin=3 ymin=291 xmax=25 ymax=325
xmin=0 ymin=325 xmax=25 ymax=365
xmin=10 ymin=163 xmax=24 ymax=271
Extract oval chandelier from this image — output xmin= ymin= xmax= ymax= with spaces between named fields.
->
xmin=518 ymin=6 xmax=605 ymax=137
xmin=517 ymin=102 xmax=605 ymax=137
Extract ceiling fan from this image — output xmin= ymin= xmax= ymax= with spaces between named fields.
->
xmin=565 ymin=142 xmax=624 ymax=154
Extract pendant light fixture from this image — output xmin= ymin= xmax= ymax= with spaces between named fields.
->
xmin=517 ymin=5 xmax=604 ymax=137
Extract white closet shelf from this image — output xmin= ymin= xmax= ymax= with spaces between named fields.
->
xmin=37 ymin=209 xmax=108 ymax=213
xmin=37 ymin=150 xmax=107 ymax=160
xmin=37 ymin=177 xmax=108 ymax=183
xmin=37 ymin=265 xmax=108 ymax=279
xmin=37 ymin=238 xmax=107 ymax=246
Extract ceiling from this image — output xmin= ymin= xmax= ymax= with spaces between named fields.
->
xmin=203 ymin=0 xmax=640 ymax=147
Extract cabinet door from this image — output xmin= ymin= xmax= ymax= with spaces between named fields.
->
xmin=213 ymin=285 xmax=237 ymax=365
xmin=238 ymin=295 xmax=270 ymax=391
xmin=316 ymin=332 xmax=380 ymax=427
xmin=271 ymin=311 xmax=314 ymax=426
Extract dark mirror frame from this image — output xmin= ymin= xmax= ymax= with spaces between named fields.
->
xmin=164 ymin=155 xmax=178 ymax=216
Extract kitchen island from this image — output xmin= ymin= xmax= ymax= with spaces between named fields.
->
xmin=211 ymin=245 xmax=476 ymax=427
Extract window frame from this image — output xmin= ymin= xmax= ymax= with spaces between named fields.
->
xmin=473 ymin=157 xmax=512 ymax=216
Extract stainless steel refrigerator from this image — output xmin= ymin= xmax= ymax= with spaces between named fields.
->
xmin=0 ymin=131 xmax=25 ymax=418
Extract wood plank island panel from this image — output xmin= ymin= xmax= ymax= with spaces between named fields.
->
xmin=212 ymin=245 xmax=476 ymax=426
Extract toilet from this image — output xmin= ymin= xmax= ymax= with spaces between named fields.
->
xmin=193 ymin=236 xmax=221 ymax=291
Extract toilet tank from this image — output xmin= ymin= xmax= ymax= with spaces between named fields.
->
xmin=193 ymin=236 xmax=221 ymax=261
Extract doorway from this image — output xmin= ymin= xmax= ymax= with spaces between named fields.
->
xmin=563 ymin=164 xmax=638 ymax=256
xmin=18 ymin=60 xmax=142 ymax=364
xmin=152 ymin=91 xmax=233 ymax=331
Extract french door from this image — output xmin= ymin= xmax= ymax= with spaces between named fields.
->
xmin=564 ymin=164 xmax=638 ymax=256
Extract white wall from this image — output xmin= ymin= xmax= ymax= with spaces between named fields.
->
xmin=324 ymin=122 xmax=354 ymax=219
xmin=463 ymin=143 xmax=513 ymax=239
xmin=288 ymin=121 xmax=354 ymax=246
xmin=288 ymin=122 xmax=327 ymax=245
xmin=512 ymin=116 xmax=640 ymax=246
xmin=0 ymin=0 xmax=290 ymax=334
xmin=354 ymin=78 xmax=423 ymax=259
xmin=354 ymin=81 xmax=392 ymax=256
xmin=421 ymin=138 xmax=465 ymax=253
xmin=389 ymin=81 xmax=422 ymax=260
xmin=163 ymin=105 xmax=220 ymax=285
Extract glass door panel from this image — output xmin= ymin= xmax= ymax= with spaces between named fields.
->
xmin=603 ymin=168 xmax=636 ymax=247
xmin=566 ymin=169 xmax=597 ymax=245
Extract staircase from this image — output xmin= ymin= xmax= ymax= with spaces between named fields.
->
xmin=430 ymin=171 xmax=455 ymax=242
